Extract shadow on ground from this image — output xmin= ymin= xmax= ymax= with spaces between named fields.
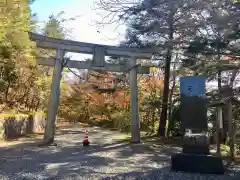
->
xmin=0 ymin=140 xmax=156 ymax=179
xmin=1 ymin=139 xmax=240 ymax=180
xmin=101 ymin=167 xmax=240 ymax=180
xmin=0 ymin=124 xmax=240 ymax=180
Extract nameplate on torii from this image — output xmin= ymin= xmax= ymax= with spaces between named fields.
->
xmin=92 ymin=46 xmax=105 ymax=69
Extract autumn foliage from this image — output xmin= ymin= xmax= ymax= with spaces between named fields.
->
xmin=59 ymin=69 xmax=164 ymax=132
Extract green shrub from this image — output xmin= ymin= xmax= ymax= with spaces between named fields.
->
xmin=111 ymin=111 xmax=131 ymax=132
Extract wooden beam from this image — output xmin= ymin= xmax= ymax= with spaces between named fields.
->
xmin=29 ymin=32 xmax=154 ymax=59
xmin=36 ymin=57 xmax=150 ymax=74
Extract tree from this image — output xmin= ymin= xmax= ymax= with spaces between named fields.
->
xmin=110 ymin=0 xmax=204 ymax=137
xmin=0 ymin=0 xmax=39 ymax=112
xmin=183 ymin=0 xmax=240 ymax=144
xmin=184 ymin=0 xmax=239 ymax=85
xmin=95 ymin=0 xmax=240 ymax=138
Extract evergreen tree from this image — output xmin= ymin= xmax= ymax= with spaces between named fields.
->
xmin=121 ymin=0 xmax=204 ymax=137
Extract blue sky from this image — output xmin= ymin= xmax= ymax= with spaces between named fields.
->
xmin=30 ymin=1 xmax=239 ymax=89
xmin=31 ymin=0 xmax=125 ymax=60
xmin=30 ymin=1 xmax=222 ymax=89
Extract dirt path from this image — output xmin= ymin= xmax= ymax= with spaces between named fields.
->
xmin=0 ymin=123 xmax=240 ymax=180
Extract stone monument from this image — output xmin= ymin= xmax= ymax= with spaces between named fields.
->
xmin=171 ymin=76 xmax=224 ymax=174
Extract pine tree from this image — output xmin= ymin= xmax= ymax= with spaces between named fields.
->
xmin=121 ymin=0 xmax=204 ymax=137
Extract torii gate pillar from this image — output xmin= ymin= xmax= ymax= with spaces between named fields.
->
xmin=129 ymin=57 xmax=140 ymax=143
xmin=44 ymin=49 xmax=64 ymax=143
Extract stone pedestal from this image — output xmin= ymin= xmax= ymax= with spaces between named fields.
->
xmin=175 ymin=77 xmax=225 ymax=174
xmin=182 ymin=133 xmax=210 ymax=154
xmin=171 ymin=133 xmax=224 ymax=174
xmin=171 ymin=153 xmax=224 ymax=174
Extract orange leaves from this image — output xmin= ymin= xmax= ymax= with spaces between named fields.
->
xmin=138 ymin=75 xmax=164 ymax=99
xmin=113 ymin=90 xmax=122 ymax=99
xmin=59 ymin=68 xmax=165 ymax=124
xmin=148 ymin=76 xmax=164 ymax=90
xmin=113 ymin=91 xmax=130 ymax=109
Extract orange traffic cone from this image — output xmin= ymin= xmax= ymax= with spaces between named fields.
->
xmin=83 ymin=130 xmax=90 ymax=146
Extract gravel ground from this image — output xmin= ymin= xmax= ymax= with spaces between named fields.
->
xmin=0 ymin=124 xmax=240 ymax=180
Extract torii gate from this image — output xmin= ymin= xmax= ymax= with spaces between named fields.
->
xmin=29 ymin=32 xmax=155 ymax=144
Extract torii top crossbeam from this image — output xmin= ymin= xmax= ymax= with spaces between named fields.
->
xmin=29 ymin=32 xmax=155 ymax=59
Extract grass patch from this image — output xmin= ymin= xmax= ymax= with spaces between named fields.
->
xmin=0 ymin=113 xmax=28 ymax=118
xmin=111 ymin=134 xmax=131 ymax=142
xmin=0 ymin=111 xmax=46 ymax=119
xmin=0 ymin=133 xmax=43 ymax=148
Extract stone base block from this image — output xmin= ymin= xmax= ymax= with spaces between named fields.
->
xmin=171 ymin=153 xmax=224 ymax=174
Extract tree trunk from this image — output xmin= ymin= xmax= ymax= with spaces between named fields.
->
xmin=216 ymin=107 xmax=222 ymax=156
xmin=158 ymin=9 xmax=174 ymax=137
xmin=35 ymin=99 xmax=40 ymax=111
xmin=151 ymin=109 xmax=155 ymax=134
xmin=4 ymin=81 xmax=10 ymax=103
xmin=167 ymin=63 xmax=176 ymax=138
xmin=158 ymin=48 xmax=172 ymax=137
xmin=229 ymin=70 xmax=237 ymax=160
xmin=217 ymin=70 xmax=227 ymax=144
xmin=227 ymin=100 xmax=235 ymax=161
xmin=229 ymin=69 xmax=238 ymax=88
xmin=217 ymin=71 xmax=222 ymax=89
